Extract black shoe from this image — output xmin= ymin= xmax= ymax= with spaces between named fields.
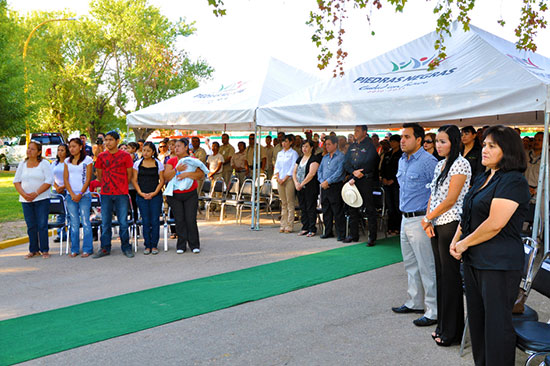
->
xmin=413 ymin=316 xmax=437 ymax=327
xmin=337 ymin=237 xmax=344 ymax=242
xmin=53 ymin=236 xmax=61 ymax=243
xmin=123 ymin=250 xmax=135 ymax=258
xmin=92 ymin=249 xmax=110 ymax=258
xmin=391 ymin=305 xmax=424 ymax=314
xmin=342 ymin=236 xmax=358 ymax=243
xmin=366 ymin=239 xmax=376 ymax=247
xmin=320 ymin=234 xmax=334 ymax=239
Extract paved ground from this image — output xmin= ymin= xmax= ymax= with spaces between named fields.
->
xmin=1 ymin=214 xmax=548 ymax=366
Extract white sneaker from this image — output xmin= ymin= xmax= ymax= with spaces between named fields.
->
xmin=192 ymin=248 xmax=200 ymax=254
xmin=176 ymin=249 xmax=184 ymax=254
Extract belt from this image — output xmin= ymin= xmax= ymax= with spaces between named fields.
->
xmin=402 ymin=210 xmax=426 ymax=218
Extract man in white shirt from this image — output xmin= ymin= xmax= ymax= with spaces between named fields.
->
xmin=206 ymin=142 xmax=224 ymax=181
xmin=274 ymin=135 xmax=299 ymax=233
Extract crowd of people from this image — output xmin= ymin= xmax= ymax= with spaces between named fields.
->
xmin=13 ymin=123 xmax=543 ymax=365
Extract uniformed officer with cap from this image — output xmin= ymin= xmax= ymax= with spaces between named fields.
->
xmin=343 ymin=125 xmax=379 ymax=246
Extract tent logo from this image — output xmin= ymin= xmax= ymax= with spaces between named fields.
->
xmin=218 ymin=81 xmax=247 ymax=92
xmin=506 ymin=54 xmax=543 ymax=70
xmin=390 ymin=55 xmax=436 ymax=72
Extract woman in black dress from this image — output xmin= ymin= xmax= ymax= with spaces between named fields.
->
xmin=450 ymin=125 xmax=530 ymax=366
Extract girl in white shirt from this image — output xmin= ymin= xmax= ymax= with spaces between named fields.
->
xmin=13 ymin=141 xmax=54 ymax=258
xmin=64 ymin=138 xmax=94 ymax=257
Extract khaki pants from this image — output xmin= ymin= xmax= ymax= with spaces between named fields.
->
xmin=278 ymin=179 xmax=296 ymax=232
xmin=222 ymin=163 xmax=233 ymax=187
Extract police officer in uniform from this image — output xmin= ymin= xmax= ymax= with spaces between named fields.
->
xmin=343 ymin=125 xmax=379 ymax=246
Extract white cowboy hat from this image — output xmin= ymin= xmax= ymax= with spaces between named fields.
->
xmin=341 ymin=181 xmax=363 ymax=208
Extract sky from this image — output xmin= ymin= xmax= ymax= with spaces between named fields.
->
xmin=8 ymin=0 xmax=550 ymax=83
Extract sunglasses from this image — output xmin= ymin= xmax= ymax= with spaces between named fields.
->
xmin=424 ymin=140 xmax=434 ymax=144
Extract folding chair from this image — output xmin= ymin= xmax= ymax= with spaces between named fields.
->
xmin=514 ymin=252 xmax=550 ymax=365
xmin=219 ymin=177 xmax=239 ymax=222
xmin=205 ymin=178 xmax=225 ymax=220
xmin=162 ymin=202 xmax=175 ymax=252
xmin=47 ymin=194 xmax=68 ymax=256
xmin=236 ymin=179 xmax=254 ymax=224
xmin=90 ymin=192 xmax=102 ymax=243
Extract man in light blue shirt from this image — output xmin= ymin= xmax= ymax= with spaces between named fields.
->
xmin=317 ymin=136 xmax=346 ymax=240
xmin=391 ymin=123 xmax=439 ymax=327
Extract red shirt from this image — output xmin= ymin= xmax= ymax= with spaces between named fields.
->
xmin=95 ymin=150 xmax=134 ymax=195
xmin=167 ymin=156 xmax=198 ymax=193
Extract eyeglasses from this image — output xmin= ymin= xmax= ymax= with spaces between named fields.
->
xmin=424 ymin=140 xmax=433 ymax=144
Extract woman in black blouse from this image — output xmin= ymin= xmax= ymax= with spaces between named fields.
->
xmin=450 ymin=125 xmax=529 ymax=366
xmin=292 ymin=140 xmax=321 ymax=237
xmin=380 ymin=134 xmax=402 ymax=235
xmin=460 ymin=125 xmax=484 ymax=184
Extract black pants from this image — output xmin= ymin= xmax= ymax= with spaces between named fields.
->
xmin=348 ymin=178 xmax=377 ymax=241
xmin=463 ymin=264 xmax=521 ymax=366
xmin=321 ymin=182 xmax=345 ymax=239
xmin=384 ymin=183 xmax=401 ymax=231
xmin=166 ymin=190 xmax=200 ymax=251
xmin=431 ymin=221 xmax=463 ymax=342
xmin=297 ymin=185 xmax=319 ymax=233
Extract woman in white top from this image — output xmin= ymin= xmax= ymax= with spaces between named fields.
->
xmin=51 ymin=143 xmax=69 ymax=242
xmin=13 ymin=140 xmax=54 ymax=258
xmin=274 ymin=135 xmax=299 ymax=233
xmin=64 ymin=138 xmax=94 ymax=257
xmin=421 ymin=125 xmax=471 ymax=346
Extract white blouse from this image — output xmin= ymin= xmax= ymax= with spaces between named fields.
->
xmin=428 ymin=155 xmax=471 ymax=226
xmin=13 ymin=160 xmax=54 ymax=202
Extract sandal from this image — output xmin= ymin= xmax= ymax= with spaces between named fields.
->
xmin=81 ymin=253 xmax=91 ymax=258
xmin=24 ymin=252 xmax=39 ymax=259
xmin=144 ymin=248 xmax=151 ymax=255
xmin=279 ymin=228 xmax=285 ymax=233
xmin=434 ymin=336 xmax=460 ymax=347
xmin=297 ymin=230 xmax=308 ymax=236
xmin=306 ymin=232 xmax=316 ymax=237
xmin=42 ymin=253 xmax=50 ymax=259
xmin=151 ymin=248 xmax=159 ymax=255
xmin=69 ymin=253 xmax=78 ymax=258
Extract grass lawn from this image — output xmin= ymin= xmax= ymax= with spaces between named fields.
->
xmin=0 ymin=171 xmax=24 ymax=222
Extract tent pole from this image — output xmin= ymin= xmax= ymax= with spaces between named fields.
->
xmin=544 ymin=139 xmax=549 ymax=254
xmin=531 ymin=111 xmax=548 ymax=249
xmin=256 ymin=126 xmax=262 ymax=229
xmin=251 ymin=123 xmax=258 ymax=230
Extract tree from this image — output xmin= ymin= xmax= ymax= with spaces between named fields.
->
xmin=0 ymin=0 xmax=26 ymax=136
xmin=207 ymin=0 xmax=548 ymax=76
xmin=89 ymin=0 xmax=213 ymax=140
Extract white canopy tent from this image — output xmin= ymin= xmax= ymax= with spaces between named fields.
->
xmin=127 ymin=57 xmax=320 ymax=131
xmin=127 ymin=57 xmax=320 ymax=229
xmin=257 ymin=22 xmax=550 ymax=252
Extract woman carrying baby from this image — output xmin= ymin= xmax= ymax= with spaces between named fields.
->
xmin=164 ymin=138 xmax=206 ymax=254
xmin=131 ymin=142 xmax=165 ymax=255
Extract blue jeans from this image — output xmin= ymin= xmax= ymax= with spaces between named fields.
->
xmin=67 ymin=193 xmax=93 ymax=254
xmin=137 ymin=194 xmax=162 ymax=249
xmin=100 ymin=194 xmax=130 ymax=253
xmin=22 ymin=198 xmax=50 ymax=253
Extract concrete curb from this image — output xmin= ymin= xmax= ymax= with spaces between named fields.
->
xmin=0 ymin=229 xmax=55 ymax=250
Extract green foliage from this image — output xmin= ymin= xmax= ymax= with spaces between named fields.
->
xmin=0 ymin=172 xmax=23 ymax=222
xmin=0 ymin=1 xmax=26 ymax=136
xmin=0 ymin=0 xmax=213 ymax=140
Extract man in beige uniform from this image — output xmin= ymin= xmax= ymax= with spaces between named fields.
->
xmin=219 ymin=133 xmax=235 ymax=186
xmin=272 ymin=131 xmax=285 ymax=167
xmin=191 ymin=137 xmax=207 ymax=195
xmin=246 ymin=133 xmax=266 ymax=177
xmin=264 ymin=135 xmax=275 ymax=180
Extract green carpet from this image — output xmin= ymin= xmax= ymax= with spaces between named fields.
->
xmin=0 ymin=237 xmax=402 ymax=365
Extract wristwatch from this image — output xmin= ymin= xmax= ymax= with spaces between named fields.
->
xmin=423 ymin=216 xmax=431 ymax=223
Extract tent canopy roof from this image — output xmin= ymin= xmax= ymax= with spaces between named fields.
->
xmin=257 ymin=22 xmax=550 ymax=130
xmin=127 ymin=58 xmax=319 ymax=131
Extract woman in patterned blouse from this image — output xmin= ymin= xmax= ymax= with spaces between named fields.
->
xmin=421 ymin=125 xmax=471 ymax=347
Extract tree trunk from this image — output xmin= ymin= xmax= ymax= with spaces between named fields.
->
xmin=132 ymin=127 xmax=154 ymax=141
